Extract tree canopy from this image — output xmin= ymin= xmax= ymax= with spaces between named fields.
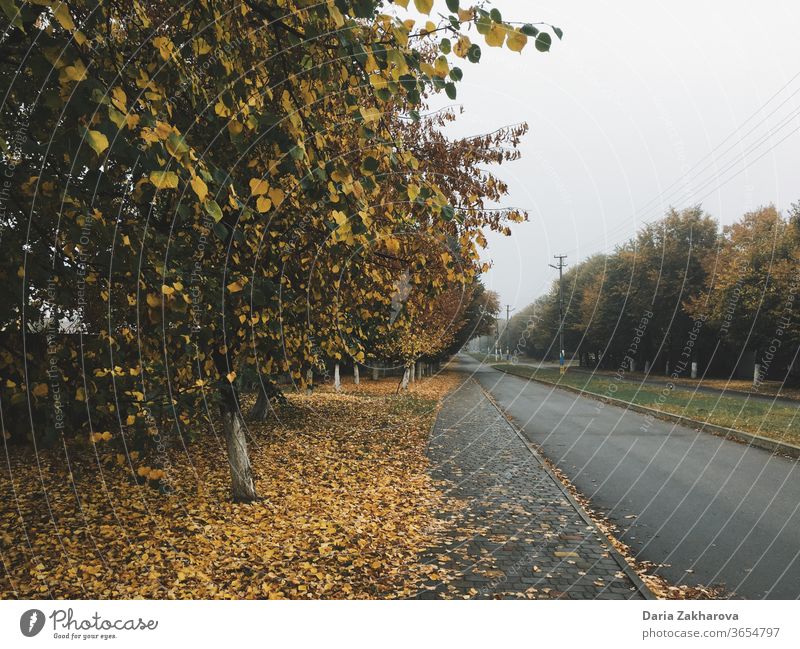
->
xmin=0 ymin=1 xmax=558 ymax=500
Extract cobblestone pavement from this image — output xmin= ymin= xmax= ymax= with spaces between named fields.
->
xmin=414 ymin=378 xmax=648 ymax=599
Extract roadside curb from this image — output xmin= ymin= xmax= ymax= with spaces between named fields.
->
xmin=494 ymin=366 xmax=800 ymax=460
xmin=473 ymin=379 xmax=657 ymax=601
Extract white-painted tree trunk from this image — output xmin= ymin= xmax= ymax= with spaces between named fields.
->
xmin=221 ymin=407 xmax=257 ymax=502
xmin=754 ymin=362 xmax=761 ymax=386
xmin=410 ymin=362 xmax=415 ymax=383
xmin=372 ymin=364 xmax=379 ymax=380
xmin=644 ymin=360 xmax=651 ymax=375
xmin=417 ymin=362 xmax=423 ymax=380
xmin=691 ymin=361 xmax=698 ymax=379
xmin=306 ymin=368 xmax=313 ymax=395
xmin=334 ymin=362 xmax=341 ymax=392
xmin=353 ymin=364 xmax=360 ymax=385
xmin=401 ymin=367 xmax=410 ymax=390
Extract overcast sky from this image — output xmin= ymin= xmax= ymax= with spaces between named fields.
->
xmin=413 ymin=0 xmax=800 ymax=312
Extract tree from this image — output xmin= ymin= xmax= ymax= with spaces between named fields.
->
xmin=688 ymin=205 xmax=798 ymax=382
xmin=1 ymin=0 xmax=557 ymax=500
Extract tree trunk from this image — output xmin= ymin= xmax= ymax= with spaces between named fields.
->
xmin=754 ymin=359 xmax=761 ymax=387
xmin=372 ymin=363 xmax=379 ymax=380
xmin=249 ymin=389 xmax=269 ymax=421
xmin=417 ymin=361 xmax=423 ymax=380
xmin=334 ymin=362 xmax=341 ymax=392
xmin=353 ymin=363 xmax=360 ymax=385
xmin=220 ymin=389 xmax=257 ymax=502
xmin=401 ymin=367 xmax=410 ymax=390
xmin=306 ymin=368 xmax=313 ymax=395
xmin=410 ymin=362 xmax=415 ymax=383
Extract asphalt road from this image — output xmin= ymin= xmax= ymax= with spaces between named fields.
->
xmin=453 ymin=354 xmax=800 ymax=599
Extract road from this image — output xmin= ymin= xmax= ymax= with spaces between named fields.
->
xmin=452 ymin=354 xmax=800 ymax=599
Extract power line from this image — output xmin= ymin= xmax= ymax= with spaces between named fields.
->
xmin=566 ymin=70 xmax=800 ymax=257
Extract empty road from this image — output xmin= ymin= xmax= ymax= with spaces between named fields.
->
xmin=453 ymin=354 xmax=800 ymax=598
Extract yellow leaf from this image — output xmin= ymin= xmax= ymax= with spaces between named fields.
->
xmin=108 ymin=107 xmax=126 ymax=129
xmin=369 ymin=74 xmax=388 ymax=90
xmin=506 ymin=29 xmax=528 ymax=52
xmin=249 ymin=178 xmax=269 ymax=196
xmin=32 ymin=383 xmax=48 ymax=397
xmin=485 ymin=24 xmax=506 ymax=48
xmin=226 ymin=372 xmax=237 ymax=383
xmin=214 ymin=100 xmax=230 ymax=117
xmin=407 ymin=184 xmax=420 ymax=201
xmin=227 ymin=280 xmax=243 ymax=293
xmin=328 ymin=3 xmax=345 ymax=27
xmin=161 ymin=284 xmax=174 ymax=295
xmin=413 ymin=0 xmax=433 ymax=15
xmin=256 ymin=196 xmax=272 ymax=213
xmin=453 ymin=35 xmax=471 ymax=57
xmin=111 ymin=86 xmax=127 ymax=111
xmin=152 ymin=36 xmax=173 ymax=60
xmin=268 ymin=186 xmax=285 ymax=208
xmin=360 ymin=106 xmax=381 ymax=124
xmin=61 ymin=59 xmax=87 ymax=82
xmin=53 ymin=3 xmax=76 ymax=31
xmin=146 ymin=293 xmax=160 ymax=307
xmin=86 ymin=130 xmax=108 ymax=155
xmin=190 ymin=176 xmax=208 ymax=201
xmin=149 ymin=170 xmax=179 ymax=189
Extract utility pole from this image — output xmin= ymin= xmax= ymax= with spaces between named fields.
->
xmin=504 ymin=304 xmax=514 ymax=360
xmin=549 ymin=254 xmax=568 ymax=374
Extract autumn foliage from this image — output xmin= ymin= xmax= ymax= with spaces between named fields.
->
xmin=0 ymin=0 xmax=561 ymax=504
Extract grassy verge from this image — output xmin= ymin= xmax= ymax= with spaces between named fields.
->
xmin=494 ymin=364 xmax=800 ymax=447
xmin=0 ymin=374 xmax=462 ymax=599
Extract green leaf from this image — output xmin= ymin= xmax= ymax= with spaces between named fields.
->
xmin=361 ymin=156 xmax=379 ymax=172
xmin=449 ymin=66 xmax=463 ymax=81
xmin=554 ymin=26 xmax=564 ymax=40
xmin=204 ymin=199 xmax=223 ymax=222
xmin=0 ymin=0 xmax=24 ymax=32
xmin=535 ymin=32 xmax=552 ymax=52
xmin=444 ymin=82 xmax=457 ymax=100
xmin=440 ymin=38 xmax=451 ymax=54
xmin=467 ymin=43 xmax=481 ymax=63
xmin=445 ymin=0 xmax=459 ymax=13
xmin=441 ymin=205 xmax=455 ymax=221
xmin=520 ymin=24 xmax=539 ymax=37
xmin=490 ymin=8 xmax=502 ymax=23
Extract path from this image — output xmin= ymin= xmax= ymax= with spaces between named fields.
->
xmin=415 ymin=375 xmax=648 ymax=599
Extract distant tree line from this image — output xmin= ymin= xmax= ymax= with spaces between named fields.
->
xmin=501 ymin=204 xmax=800 ymax=383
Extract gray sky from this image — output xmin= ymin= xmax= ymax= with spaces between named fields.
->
xmin=417 ymin=0 xmax=800 ymax=311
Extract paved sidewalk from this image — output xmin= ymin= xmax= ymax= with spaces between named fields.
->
xmin=415 ymin=378 xmax=649 ymax=599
